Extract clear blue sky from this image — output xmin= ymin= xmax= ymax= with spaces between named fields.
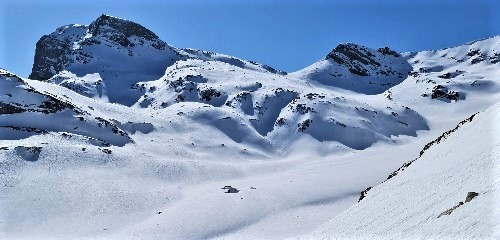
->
xmin=1 ymin=0 xmax=499 ymax=77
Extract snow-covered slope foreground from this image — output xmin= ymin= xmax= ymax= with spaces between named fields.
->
xmin=1 ymin=14 xmax=500 ymax=240
xmin=299 ymin=102 xmax=500 ymax=240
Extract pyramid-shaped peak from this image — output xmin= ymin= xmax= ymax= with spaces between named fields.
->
xmin=325 ymin=42 xmax=402 ymax=62
xmin=89 ymin=14 xmax=159 ymax=41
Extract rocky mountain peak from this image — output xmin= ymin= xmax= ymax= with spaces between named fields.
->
xmin=29 ymin=14 xmax=174 ymax=81
xmin=324 ymin=43 xmax=405 ymax=77
xmin=325 ymin=43 xmax=381 ymax=75
xmin=88 ymin=14 xmax=161 ymax=45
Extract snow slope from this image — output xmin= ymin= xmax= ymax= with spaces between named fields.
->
xmin=299 ymin=102 xmax=500 ymax=240
xmin=0 ymin=69 xmax=131 ymax=147
xmin=1 ymin=14 xmax=500 ymax=240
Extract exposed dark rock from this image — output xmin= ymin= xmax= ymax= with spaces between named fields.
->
xmin=437 ymin=202 xmax=464 ymax=218
xmin=29 ymin=34 xmax=72 ymax=80
xmin=298 ymin=119 xmax=312 ymax=132
xmin=467 ymin=48 xmax=486 ymax=64
xmin=383 ymin=113 xmax=477 ymax=184
xmin=15 ymin=146 xmax=42 ymax=161
xmin=366 ymin=115 xmax=478 ymax=207
xmin=39 ymin=98 xmax=74 ymax=113
xmin=275 ymin=118 xmax=286 ymax=126
xmin=471 ymin=55 xmax=486 ymax=64
xmin=328 ymin=118 xmax=347 ymax=128
xmin=0 ymin=103 xmax=26 ymax=114
xmin=221 ymin=186 xmax=239 ymax=193
xmin=305 ymin=93 xmax=325 ymax=100
xmin=294 ymin=104 xmax=315 ymax=114
xmin=437 ymin=70 xmax=464 ymax=79
xmin=408 ymin=71 xmax=420 ymax=78
xmin=430 ymin=85 xmax=461 ymax=101
xmin=326 ymin=43 xmax=380 ymax=76
xmin=420 ymin=113 xmax=476 ymax=157
xmin=226 ymin=92 xmax=251 ymax=107
xmin=261 ymin=64 xmax=287 ymax=75
xmin=377 ymin=47 xmax=401 ymax=57
xmin=94 ymin=117 xmax=130 ymax=138
xmin=490 ymin=53 xmax=500 ymax=64
xmin=0 ymin=126 xmax=48 ymax=134
xmin=100 ymin=148 xmax=112 ymax=154
xmin=325 ymin=43 xmax=408 ymax=79
xmin=467 ymin=48 xmax=480 ymax=57
xmin=184 ymin=74 xmax=207 ymax=83
xmin=358 ymin=187 xmax=372 ymax=202
xmin=465 ymin=192 xmax=479 ymax=203
xmin=438 ymin=192 xmax=479 ymax=218
xmin=89 ymin=14 xmax=163 ymax=48
xmin=199 ymin=87 xmax=222 ymax=102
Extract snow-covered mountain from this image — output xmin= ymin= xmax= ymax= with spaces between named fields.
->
xmin=1 ymin=14 xmax=499 ymax=239
xmin=29 ymin=14 xmax=286 ymax=106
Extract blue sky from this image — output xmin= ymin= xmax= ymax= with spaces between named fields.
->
xmin=1 ymin=0 xmax=499 ymax=77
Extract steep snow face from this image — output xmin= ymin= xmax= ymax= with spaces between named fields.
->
xmin=29 ymin=14 xmax=183 ymax=106
xmin=300 ymin=102 xmax=500 ymax=240
xmin=291 ymin=43 xmax=412 ymax=94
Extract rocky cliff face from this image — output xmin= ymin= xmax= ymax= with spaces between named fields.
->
xmin=29 ymin=25 xmax=87 ymax=80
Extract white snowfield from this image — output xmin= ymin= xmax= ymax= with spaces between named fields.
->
xmin=298 ymin=102 xmax=500 ymax=240
xmin=1 ymin=14 xmax=499 ymax=240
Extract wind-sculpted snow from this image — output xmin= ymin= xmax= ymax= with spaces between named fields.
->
xmin=284 ymin=100 xmax=427 ymax=150
xmin=127 ymin=58 xmax=429 ymax=150
xmin=250 ymin=88 xmax=299 ymax=136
